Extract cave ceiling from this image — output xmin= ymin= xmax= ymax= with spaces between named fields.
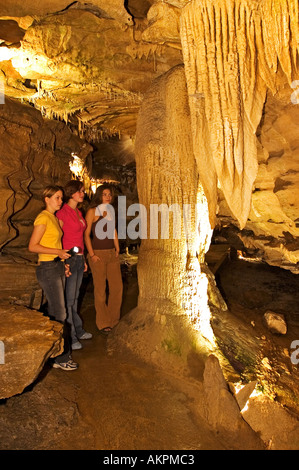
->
xmin=1 ymin=0 xmax=299 ymax=273
xmin=0 ymin=0 xmax=184 ymax=140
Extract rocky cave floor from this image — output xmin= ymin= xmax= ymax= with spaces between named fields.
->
xmin=0 ymin=251 xmax=299 ymax=451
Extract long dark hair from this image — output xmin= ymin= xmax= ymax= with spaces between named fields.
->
xmin=89 ymin=184 xmax=114 ymax=208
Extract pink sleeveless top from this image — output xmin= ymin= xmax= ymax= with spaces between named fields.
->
xmin=56 ymin=204 xmax=86 ymax=253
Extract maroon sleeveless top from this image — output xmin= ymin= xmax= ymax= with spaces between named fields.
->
xmin=91 ymin=217 xmax=115 ymax=250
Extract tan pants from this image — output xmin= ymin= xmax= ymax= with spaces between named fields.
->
xmin=88 ymin=249 xmax=123 ymax=330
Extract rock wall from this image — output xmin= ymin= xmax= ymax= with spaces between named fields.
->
xmin=0 ymin=98 xmax=91 ymax=258
xmin=0 ymin=0 xmax=134 ymax=25
xmin=1 ymin=0 xmax=298 ymax=274
xmin=217 ymin=92 xmax=299 ymax=273
xmin=0 ymin=7 xmax=182 ymax=138
xmin=0 ymin=98 xmax=92 ymax=399
xmin=0 ymin=304 xmax=63 ymax=399
xmin=0 ymin=98 xmax=92 ymax=311
xmin=180 ymin=0 xmax=299 ymax=272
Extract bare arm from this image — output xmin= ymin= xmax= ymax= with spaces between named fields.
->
xmin=114 ymin=229 xmax=120 ymax=257
xmin=84 ymin=208 xmax=100 ymax=262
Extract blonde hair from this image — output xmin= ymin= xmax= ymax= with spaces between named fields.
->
xmin=42 ymin=185 xmax=63 ymax=205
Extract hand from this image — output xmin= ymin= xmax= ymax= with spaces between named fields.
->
xmin=65 ymin=263 xmax=72 ymax=277
xmin=115 ymin=250 xmax=119 ymax=258
xmin=84 ymin=262 xmax=88 ymax=272
xmin=90 ymin=254 xmax=100 ymax=263
xmin=58 ymin=249 xmax=71 ymax=260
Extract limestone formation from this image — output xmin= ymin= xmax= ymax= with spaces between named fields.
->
xmin=180 ymin=0 xmax=299 ymax=231
xmin=1 ymin=0 xmax=299 ymax=272
xmin=0 ymin=0 xmax=299 ymax=408
xmin=233 ymin=381 xmax=258 ymax=412
xmin=263 ymin=311 xmax=287 ymax=335
xmin=0 ymin=260 xmax=42 ymax=309
xmin=141 ymin=2 xmax=181 ymax=44
xmin=0 ymin=0 xmax=134 ymax=25
xmin=226 ymin=92 xmax=299 ymax=272
xmin=109 ymin=64 xmax=219 ymax=372
xmin=0 ymin=6 xmax=182 ymax=138
xmin=0 ymin=97 xmax=91 ymax=258
xmin=0 ymin=304 xmax=63 ymax=399
xmin=135 ymin=64 xmax=213 ymax=333
xmin=203 ymin=355 xmax=264 ymax=449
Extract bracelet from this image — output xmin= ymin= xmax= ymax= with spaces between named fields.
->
xmin=90 ymin=254 xmax=95 ymax=257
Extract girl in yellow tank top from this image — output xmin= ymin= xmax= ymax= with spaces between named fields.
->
xmin=28 ymin=185 xmax=78 ymax=371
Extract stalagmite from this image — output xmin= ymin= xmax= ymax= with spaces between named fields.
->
xmin=180 ymin=0 xmax=299 ymax=229
xmin=111 ymin=65 xmax=219 ymax=372
xmin=135 ymin=65 xmax=212 ymax=331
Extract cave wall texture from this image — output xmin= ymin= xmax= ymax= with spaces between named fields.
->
xmin=0 ymin=0 xmax=298 ymax=271
xmin=0 ymin=98 xmax=91 ymax=256
xmin=0 ymin=0 xmax=299 ymax=398
xmin=180 ymin=0 xmax=299 ymax=272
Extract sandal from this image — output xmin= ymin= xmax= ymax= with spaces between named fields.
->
xmin=98 ymin=327 xmax=112 ymax=336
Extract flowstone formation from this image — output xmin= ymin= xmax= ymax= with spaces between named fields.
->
xmin=181 ymin=0 xmax=299 ymax=229
xmin=110 ymin=0 xmax=299 ymax=421
xmin=0 ymin=0 xmax=299 ymax=270
xmin=0 ymin=1 xmax=299 ymax=418
xmin=110 ymin=65 xmax=225 ymax=373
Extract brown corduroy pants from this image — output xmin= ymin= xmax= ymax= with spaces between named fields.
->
xmin=88 ymin=249 xmax=123 ymax=330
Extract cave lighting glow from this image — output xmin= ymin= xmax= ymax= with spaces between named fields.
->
xmin=181 ymin=267 xmax=216 ymax=346
xmin=11 ymin=48 xmax=50 ymax=77
xmin=0 ymin=46 xmax=17 ymax=62
xmin=180 ymin=186 xmax=216 ymax=346
xmin=90 ymin=178 xmax=100 ymax=194
xmin=235 ymin=382 xmax=263 ymax=414
xmin=69 ymin=154 xmax=84 ymax=179
xmin=237 ymin=251 xmax=263 ymax=264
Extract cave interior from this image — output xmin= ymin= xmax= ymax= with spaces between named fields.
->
xmin=0 ymin=0 xmax=299 ymax=451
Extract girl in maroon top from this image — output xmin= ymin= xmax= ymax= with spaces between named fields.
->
xmin=56 ymin=180 xmax=92 ymax=350
xmin=84 ymin=184 xmax=123 ymax=335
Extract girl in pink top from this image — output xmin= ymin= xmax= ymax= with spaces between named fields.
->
xmin=56 ymin=180 xmax=92 ymax=350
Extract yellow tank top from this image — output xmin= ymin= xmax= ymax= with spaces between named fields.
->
xmin=34 ymin=210 xmax=62 ymax=262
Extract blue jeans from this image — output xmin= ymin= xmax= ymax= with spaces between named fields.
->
xmin=65 ymin=255 xmax=86 ymax=344
xmin=36 ymin=260 xmax=71 ymax=364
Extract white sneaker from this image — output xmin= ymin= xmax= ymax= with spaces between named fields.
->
xmin=72 ymin=341 xmax=83 ymax=350
xmin=79 ymin=332 xmax=93 ymax=340
xmin=53 ymin=360 xmax=78 ymax=371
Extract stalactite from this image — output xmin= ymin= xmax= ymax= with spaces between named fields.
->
xmin=127 ymin=42 xmax=164 ymax=62
xmin=180 ymin=0 xmax=299 ymax=229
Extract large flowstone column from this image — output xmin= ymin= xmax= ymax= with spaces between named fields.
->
xmin=111 ymin=65 xmax=225 ymax=371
